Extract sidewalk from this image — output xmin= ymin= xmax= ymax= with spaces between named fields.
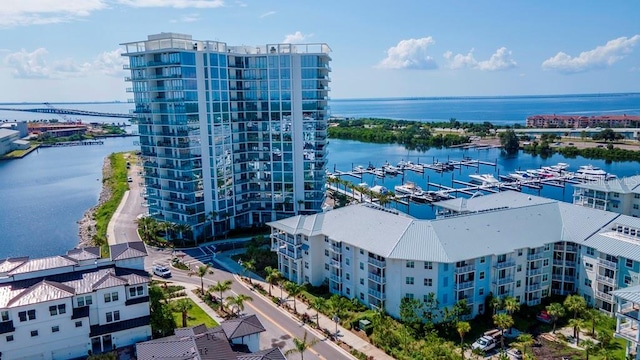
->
xmin=182 ymin=283 xmax=226 ymax=325
xmin=213 ymin=252 xmax=394 ymax=360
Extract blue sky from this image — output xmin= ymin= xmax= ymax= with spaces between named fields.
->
xmin=0 ymin=0 xmax=639 ymax=102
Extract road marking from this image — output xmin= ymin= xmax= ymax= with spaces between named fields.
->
xmin=244 ymin=298 xmax=327 ymax=360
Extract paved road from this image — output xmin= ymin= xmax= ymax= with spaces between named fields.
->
xmin=108 ymin=154 xmax=147 ymax=245
xmin=148 ymin=246 xmax=353 ymax=360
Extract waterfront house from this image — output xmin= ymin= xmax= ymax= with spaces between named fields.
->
xmin=0 ymin=242 xmax=150 ymax=360
xmin=573 ymin=175 xmax=640 ymax=216
xmin=268 ymin=191 xmax=640 ymax=320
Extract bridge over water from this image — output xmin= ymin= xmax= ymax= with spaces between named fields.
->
xmin=0 ymin=107 xmax=133 ymax=119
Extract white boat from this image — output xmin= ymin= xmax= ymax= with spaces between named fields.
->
xmin=575 ymin=165 xmax=608 ymax=180
xmin=469 ymin=174 xmax=500 ymax=185
xmin=369 ymin=185 xmax=389 ymax=194
xmin=556 ymin=162 xmax=570 ymax=170
xmin=382 ymin=162 xmax=401 ymax=175
xmin=394 ymin=181 xmax=424 ymax=195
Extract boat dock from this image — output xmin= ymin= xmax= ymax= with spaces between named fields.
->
xmin=39 ymin=140 xmax=105 ymax=147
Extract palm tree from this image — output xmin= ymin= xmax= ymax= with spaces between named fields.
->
xmin=491 ymin=296 xmax=504 ymax=315
xmin=174 ymin=223 xmax=192 ymax=247
xmin=189 ymin=264 xmax=213 ymax=295
xmin=242 ymin=259 xmax=256 ymax=284
xmin=284 ymin=331 xmax=319 ymax=360
xmin=503 ymin=296 xmax=520 ymax=315
xmin=309 ymin=297 xmax=327 ymax=329
xmin=598 ymin=349 xmax=615 ymax=360
xmin=135 ymin=216 xmax=157 ymax=242
xmin=172 ymin=298 xmax=192 ymax=327
xmin=264 ymin=266 xmax=281 ymax=296
xmin=564 ymin=294 xmax=587 ymax=320
xmin=568 ymin=318 xmax=584 ymax=344
xmin=456 ymin=321 xmax=471 ymax=359
xmin=493 ymin=313 xmax=514 ymax=350
xmin=515 ymin=333 xmax=534 ymax=356
xmin=209 ymin=280 xmax=232 ymax=303
xmin=226 ymin=294 xmax=253 ymax=316
xmin=581 ymin=339 xmax=598 ymax=360
xmin=546 ymin=302 xmax=565 ymax=333
xmin=585 ymin=308 xmax=603 ymax=335
xmin=284 ymin=281 xmax=303 ymax=313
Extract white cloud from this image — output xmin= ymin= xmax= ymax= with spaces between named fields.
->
xmin=260 ymin=11 xmax=276 ymax=18
xmin=0 ymin=0 xmax=108 ymax=27
xmin=235 ymin=0 xmax=247 ymax=7
xmin=542 ymin=35 xmax=640 ymax=74
xmin=283 ymin=31 xmax=311 ymax=44
xmin=377 ymin=37 xmax=437 ymax=70
xmin=170 ymin=13 xmax=200 ymax=23
xmin=115 ymin=0 xmax=224 ymax=8
xmin=443 ymin=47 xmax=516 ymax=71
xmin=477 ymin=47 xmax=517 ymax=71
xmin=3 ymin=48 xmax=126 ymax=79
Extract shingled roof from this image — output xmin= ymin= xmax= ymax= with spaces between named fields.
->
xmin=110 ymin=242 xmax=148 ymax=261
xmin=219 ymin=314 xmax=266 ymax=339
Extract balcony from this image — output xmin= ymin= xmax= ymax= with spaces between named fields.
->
xmin=553 ymin=259 xmax=577 ymax=267
xmin=368 ymin=288 xmax=386 ymax=300
xmin=619 ymin=303 xmax=640 ymax=321
xmin=527 ymin=298 xmax=541 ymax=306
xmin=368 ymin=257 xmax=386 ymax=268
xmin=278 ymin=247 xmax=301 ymax=260
xmin=595 ymin=290 xmax=613 ymax=302
xmin=527 ymin=268 xmax=543 ymax=277
xmin=492 ymin=277 xmax=514 ymax=286
xmin=330 ymin=274 xmax=342 ymax=283
xmin=527 ymin=252 xmax=545 ymax=261
xmin=493 ymin=260 xmax=516 ymax=269
xmin=455 ymin=264 xmax=475 ymax=274
xmin=368 ymin=272 xmax=386 ymax=284
xmin=552 ymin=274 xmax=574 ymax=282
xmin=598 ymin=258 xmax=618 ymax=270
xmin=272 ymin=233 xmax=301 ymax=246
xmin=330 ymin=259 xmax=341 ymax=268
xmin=526 ymin=283 xmax=541 ymax=292
xmin=455 ymin=280 xmax=475 ymax=290
xmin=596 ymin=274 xmax=617 ymax=286
xmin=330 ymin=244 xmax=342 ymax=253
xmin=617 ymin=321 xmax=640 ymax=343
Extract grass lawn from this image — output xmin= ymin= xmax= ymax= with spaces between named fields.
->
xmin=172 ymin=298 xmax=219 ymax=328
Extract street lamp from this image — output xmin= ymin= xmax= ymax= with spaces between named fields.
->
xmin=332 ymin=315 xmax=340 ymax=338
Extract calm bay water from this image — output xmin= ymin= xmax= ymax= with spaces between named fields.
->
xmin=1 ymin=94 xmax=639 ymax=258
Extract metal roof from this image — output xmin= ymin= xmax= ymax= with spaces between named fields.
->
xmin=557 ymin=203 xmax=619 ymax=243
xmin=434 ymin=190 xmax=554 ymax=213
xmin=612 ymin=285 xmax=640 ymax=304
xmin=6 ymin=280 xmax=75 ymax=307
xmin=110 ymin=242 xmax=148 ymax=260
xmin=574 ymin=175 xmax=640 ymax=194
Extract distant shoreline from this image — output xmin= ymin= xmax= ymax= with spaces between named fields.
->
xmin=3 ymin=92 xmax=640 ymax=105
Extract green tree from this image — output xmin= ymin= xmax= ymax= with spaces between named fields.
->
xmin=226 ymin=294 xmax=253 ymax=316
xmin=584 ymin=308 xmax=603 ymax=335
xmin=581 ymin=339 xmax=598 ymax=360
xmin=309 ymin=297 xmax=327 ymax=329
xmin=264 ymin=266 xmax=282 ymax=297
xmin=149 ymin=285 xmax=176 ymax=338
xmin=491 ymin=296 xmax=504 ymax=315
xmin=242 ymin=258 xmax=256 ymax=284
xmin=493 ymin=313 xmax=514 ymax=349
xmin=189 ymin=264 xmax=213 ymax=295
xmin=568 ymin=318 xmax=584 ymax=343
xmin=456 ymin=321 xmax=471 ymax=359
xmin=515 ymin=333 xmax=534 ymax=356
xmin=400 ymin=297 xmax=424 ymax=337
xmin=503 ymin=296 xmax=520 ymax=315
xmin=284 ymin=331 xmax=319 ymax=360
xmin=208 ymin=280 xmax=232 ymax=303
xmin=546 ymin=302 xmax=565 ymax=333
xmin=172 ymin=298 xmax=193 ymax=328
xmin=284 ymin=281 xmax=303 ymax=313
xmin=564 ymin=294 xmax=587 ymax=319
xmin=499 ymin=129 xmax=520 ymax=154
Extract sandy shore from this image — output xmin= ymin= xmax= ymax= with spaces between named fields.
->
xmin=77 ymin=157 xmax=113 ymax=248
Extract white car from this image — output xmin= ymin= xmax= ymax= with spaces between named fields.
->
xmin=153 ymin=265 xmax=171 ymax=278
xmin=471 ymin=336 xmax=497 ymax=352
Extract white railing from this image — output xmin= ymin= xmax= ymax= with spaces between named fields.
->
xmin=368 ymin=257 xmax=386 ymax=268
xmin=597 ymin=274 xmax=616 ymax=286
xmin=527 ymin=268 xmax=543 ymax=277
xmin=368 ymin=272 xmax=386 ymax=284
xmin=456 ymin=280 xmax=475 ymax=290
xmin=494 ymin=261 xmax=516 ymax=269
xmin=368 ymin=289 xmax=386 ymax=300
xmin=598 ymin=258 xmax=618 ymax=269
xmin=455 ymin=264 xmax=475 ymax=273
xmin=595 ymin=290 xmax=613 ymax=302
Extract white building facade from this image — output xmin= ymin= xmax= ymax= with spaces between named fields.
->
xmin=269 ymin=192 xmax=640 ymax=320
xmin=121 ymin=33 xmax=331 ymax=241
xmin=573 ymin=175 xmax=640 ymax=216
xmin=0 ymin=242 xmax=151 ymax=360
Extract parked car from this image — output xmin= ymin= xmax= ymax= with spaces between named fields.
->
xmin=536 ymin=310 xmax=553 ymax=324
xmin=127 ymin=176 xmax=133 ymax=182
xmin=153 ymin=264 xmax=172 ymax=278
xmin=472 ymin=329 xmax=501 ymax=352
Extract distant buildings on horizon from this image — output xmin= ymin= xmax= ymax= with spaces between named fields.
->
xmin=526 ymin=114 xmax=640 ymax=128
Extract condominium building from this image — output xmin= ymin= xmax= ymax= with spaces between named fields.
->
xmin=612 ymin=285 xmax=640 ymax=360
xmin=573 ymin=175 xmax=640 ymax=216
xmin=268 ymin=191 xmax=640 ymax=320
xmin=0 ymin=242 xmax=150 ymax=360
xmin=121 ymin=33 xmax=331 ymax=241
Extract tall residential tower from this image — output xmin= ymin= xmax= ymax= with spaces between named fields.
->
xmin=122 ymin=33 xmax=331 ymax=240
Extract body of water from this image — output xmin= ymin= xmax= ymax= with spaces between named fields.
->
xmin=1 ymin=94 xmax=639 ymax=258
xmin=330 ymin=93 xmax=640 ymax=124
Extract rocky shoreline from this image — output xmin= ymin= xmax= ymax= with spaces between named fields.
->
xmin=77 ymin=157 xmax=113 ymax=248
